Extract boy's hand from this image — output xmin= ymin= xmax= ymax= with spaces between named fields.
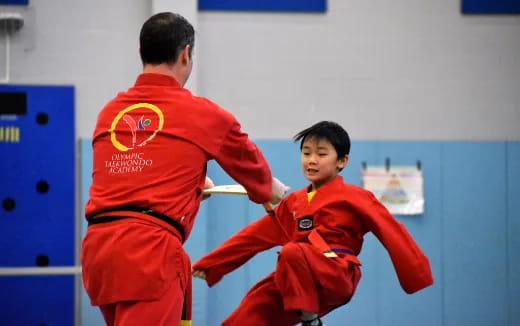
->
xmin=270 ymin=177 xmax=289 ymax=204
xmin=192 ymin=269 xmax=207 ymax=280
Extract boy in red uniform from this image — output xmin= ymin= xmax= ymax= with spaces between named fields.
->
xmin=80 ymin=12 xmax=287 ymax=326
xmin=192 ymin=121 xmax=434 ymax=326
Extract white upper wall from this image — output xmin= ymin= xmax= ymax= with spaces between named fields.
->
xmin=196 ymin=0 xmax=520 ymax=140
xmin=1 ymin=0 xmax=519 ymax=140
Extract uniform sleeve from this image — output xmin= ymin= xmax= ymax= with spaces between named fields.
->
xmin=213 ymin=121 xmax=272 ymax=204
xmin=353 ymin=191 xmax=434 ymax=294
xmin=192 ymin=211 xmax=285 ymax=287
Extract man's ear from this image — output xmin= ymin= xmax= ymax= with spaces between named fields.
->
xmin=138 ymin=47 xmax=144 ymax=64
xmin=337 ymin=155 xmax=349 ymax=170
xmin=181 ymin=45 xmax=191 ymax=65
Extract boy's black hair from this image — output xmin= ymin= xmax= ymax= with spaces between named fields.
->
xmin=139 ymin=12 xmax=195 ymax=65
xmin=293 ymin=121 xmax=351 ymax=158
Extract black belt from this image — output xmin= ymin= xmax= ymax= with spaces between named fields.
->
xmin=87 ymin=205 xmax=185 ymax=242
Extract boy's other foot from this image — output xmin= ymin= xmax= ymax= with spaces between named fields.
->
xmin=301 ymin=317 xmax=323 ymax=326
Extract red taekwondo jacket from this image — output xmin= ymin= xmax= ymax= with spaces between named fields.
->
xmin=85 ymin=73 xmax=272 ymax=241
xmin=194 ymin=175 xmax=433 ymax=294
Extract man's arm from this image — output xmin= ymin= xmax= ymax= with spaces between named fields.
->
xmin=213 ymin=121 xmax=287 ymax=204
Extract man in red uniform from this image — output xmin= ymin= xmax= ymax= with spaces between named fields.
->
xmin=80 ymin=12 xmax=287 ymax=326
xmin=193 ymin=121 xmax=434 ymax=326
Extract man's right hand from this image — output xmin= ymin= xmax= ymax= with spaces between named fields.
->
xmin=270 ymin=177 xmax=289 ymax=205
xmin=192 ymin=269 xmax=207 ymax=280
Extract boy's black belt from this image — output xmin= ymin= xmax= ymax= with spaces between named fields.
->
xmin=87 ymin=205 xmax=185 ymax=242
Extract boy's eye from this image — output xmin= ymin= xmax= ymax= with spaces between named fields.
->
xmin=318 ymin=153 xmax=328 ymax=157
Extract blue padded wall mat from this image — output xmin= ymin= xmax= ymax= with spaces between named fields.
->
xmin=507 ymin=142 xmax=520 ymax=325
xmin=441 ymin=143 xmax=508 ymax=325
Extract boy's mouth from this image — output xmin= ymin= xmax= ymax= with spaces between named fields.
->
xmin=306 ymin=168 xmax=319 ymax=174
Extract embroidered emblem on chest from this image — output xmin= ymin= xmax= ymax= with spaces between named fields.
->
xmin=297 ymin=215 xmax=314 ymax=231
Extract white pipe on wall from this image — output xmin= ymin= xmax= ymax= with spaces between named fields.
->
xmin=0 ymin=33 xmax=10 ymax=83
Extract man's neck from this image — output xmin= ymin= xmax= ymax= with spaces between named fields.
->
xmin=142 ymin=63 xmax=184 ymax=86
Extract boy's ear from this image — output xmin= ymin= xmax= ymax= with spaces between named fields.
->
xmin=337 ymin=155 xmax=349 ymax=170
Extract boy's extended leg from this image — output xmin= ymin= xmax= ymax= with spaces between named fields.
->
xmin=222 ymin=273 xmax=303 ymax=326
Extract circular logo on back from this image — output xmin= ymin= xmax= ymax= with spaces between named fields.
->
xmin=109 ymin=103 xmax=164 ymax=152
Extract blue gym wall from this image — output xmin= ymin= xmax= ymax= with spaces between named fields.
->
xmin=79 ymin=139 xmax=520 ymax=326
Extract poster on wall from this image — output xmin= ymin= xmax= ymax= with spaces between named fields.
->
xmin=362 ymin=166 xmax=424 ymax=215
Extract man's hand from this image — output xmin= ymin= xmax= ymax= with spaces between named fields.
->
xmin=202 ymin=176 xmax=215 ymax=200
xmin=204 ymin=176 xmax=215 ymax=189
xmin=192 ymin=269 xmax=207 ymax=280
xmin=270 ymin=177 xmax=289 ymax=205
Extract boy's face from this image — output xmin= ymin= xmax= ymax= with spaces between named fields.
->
xmin=300 ymin=137 xmax=348 ymax=189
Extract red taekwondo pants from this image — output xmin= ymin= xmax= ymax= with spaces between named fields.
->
xmin=81 ymin=218 xmax=192 ymax=326
xmin=222 ymin=239 xmax=361 ymax=326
